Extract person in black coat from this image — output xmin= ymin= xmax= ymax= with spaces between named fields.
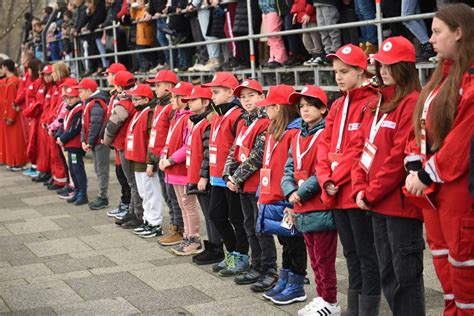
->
xmin=232 ymin=0 xmax=262 ymax=68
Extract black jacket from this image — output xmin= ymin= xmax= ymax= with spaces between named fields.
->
xmin=86 ymin=0 xmax=107 ymax=34
xmin=75 ymin=3 xmax=88 ymax=33
xmin=81 ymin=91 xmax=109 ymax=146
xmin=102 ymin=0 xmax=122 ymax=28
xmin=148 ymin=0 xmax=168 ymax=15
xmin=233 ymin=0 xmax=261 ymax=36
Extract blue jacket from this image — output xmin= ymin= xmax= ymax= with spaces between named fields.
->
xmin=258 ymin=0 xmax=276 ymax=14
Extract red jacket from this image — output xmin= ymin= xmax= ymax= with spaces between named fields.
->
xmin=14 ymin=70 xmax=32 ymax=109
xmin=290 ymin=0 xmax=316 ymax=24
xmin=125 ymin=106 xmax=152 ymax=163
xmin=164 ymin=109 xmax=192 ymax=177
xmin=3 ymin=76 xmax=20 ymax=121
xmin=148 ymin=104 xmax=173 ymax=156
xmin=352 ymin=87 xmax=422 ymax=220
xmin=316 ymin=85 xmax=379 ymax=209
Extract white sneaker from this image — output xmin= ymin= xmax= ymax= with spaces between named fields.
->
xmin=198 ymin=58 xmax=220 ymax=72
xmin=303 ymin=298 xmax=341 ymax=316
xmin=298 ymin=297 xmax=323 ymax=315
xmin=149 ymin=64 xmax=165 ymax=72
xmin=303 ymin=57 xmax=315 ymax=66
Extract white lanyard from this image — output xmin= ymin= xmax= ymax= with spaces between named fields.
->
xmin=129 ymin=106 xmax=150 ymax=132
xmin=336 ymin=95 xmax=350 ymax=152
xmin=236 ymin=119 xmax=258 ymax=146
xmin=368 ymin=96 xmax=386 ymax=143
xmin=187 ymin=119 xmax=205 ymax=147
xmin=152 ymin=105 xmax=168 ymax=129
xmin=64 ymin=105 xmax=81 ymax=128
xmin=421 ymin=86 xmax=442 ymax=157
xmin=295 ymin=129 xmax=323 ymax=170
xmin=165 ymin=113 xmax=187 ymax=147
xmin=211 ymin=106 xmax=238 ymax=143
xmin=264 ymin=132 xmax=286 ymax=167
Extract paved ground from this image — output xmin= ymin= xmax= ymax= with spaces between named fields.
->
xmin=0 ymin=159 xmax=445 ymax=315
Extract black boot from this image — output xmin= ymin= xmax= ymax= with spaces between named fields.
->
xmin=417 ymin=43 xmax=436 ymax=62
xmin=342 ymin=289 xmax=361 ymax=316
xmin=250 ymin=268 xmax=278 ymax=292
xmin=358 ymin=294 xmax=380 ymax=316
xmin=192 ymin=241 xmax=224 ymax=265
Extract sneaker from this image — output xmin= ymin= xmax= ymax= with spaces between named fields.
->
xmin=283 ymin=55 xmax=303 ymax=67
xmin=133 ymin=221 xmax=150 ymax=234
xmin=172 ymin=236 xmax=203 ymax=255
xmin=218 ymin=252 xmax=250 ymax=277
xmin=221 ymin=57 xmax=240 ymax=70
xmin=140 ymin=225 xmax=163 ymax=238
xmin=250 ymin=268 xmax=279 ymax=292
xmin=113 ymin=209 xmax=129 ymax=219
xmin=107 ymin=202 xmax=129 ymax=217
xmin=121 ymin=217 xmax=142 ymax=229
xmin=303 ymin=57 xmax=315 ymax=66
xmin=196 ymin=58 xmax=220 ymax=72
xmin=32 ymin=172 xmax=51 ymax=182
xmin=57 ymin=186 xmax=73 ymax=199
xmin=300 ymin=298 xmax=340 ymax=316
xmin=74 ymin=194 xmax=89 ymax=206
xmin=188 ymin=61 xmax=205 ymax=72
xmin=234 ymin=266 xmax=262 ymax=285
xmin=192 ymin=240 xmax=225 ymax=265
xmin=43 ymin=177 xmax=53 ymax=186
xmin=47 ymin=184 xmax=64 ymax=191
xmin=28 ymin=170 xmax=40 ymax=178
xmin=115 ymin=212 xmax=136 ymax=226
xmin=22 ymin=167 xmax=36 ymax=176
xmin=212 ymin=252 xmax=230 ymax=272
xmin=270 ymin=272 xmax=307 ymax=305
xmin=149 ymin=63 xmax=165 ymax=72
xmin=263 ymin=269 xmax=290 ymax=300
xmin=170 ymin=238 xmax=190 ymax=255
xmin=417 ymin=42 xmax=436 ymax=62
xmin=298 ymin=297 xmax=323 ymax=316
xmin=158 ymin=224 xmax=184 ymax=246
xmin=89 ymin=197 xmax=109 ymax=210
xmin=66 ymin=192 xmax=78 ymax=204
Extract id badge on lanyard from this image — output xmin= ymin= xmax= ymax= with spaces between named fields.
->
xmin=209 ymin=145 xmax=217 ymax=166
xmin=238 ymin=145 xmax=250 ymax=163
xmin=127 ymin=134 xmax=134 ymax=150
xmin=329 ymin=95 xmax=350 ymax=170
xmin=149 ymin=130 xmax=157 ymax=148
xmin=359 ymin=95 xmax=384 ymax=173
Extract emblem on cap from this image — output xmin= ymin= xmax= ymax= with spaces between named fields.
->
xmin=242 ymin=80 xmax=249 ymax=86
xmin=342 ymin=46 xmax=352 ymax=55
xmin=212 ymin=75 xmax=217 ymax=81
xmin=382 ymin=41 xmax=393 ymax=52
xmin=191 ymin=88 xmax=195 ymax=94
xmin=66 ymin=88 xmax=72 ymax=93
xmin=176 ymin=82 xmax=181 ymax=88
xmin=301 ymin=87 xmax=308 ymax=94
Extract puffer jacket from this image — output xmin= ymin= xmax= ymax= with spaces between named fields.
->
xmin=206 ymin=5 xmax=226 ymax=38
xmin=256 ymin=201 xmax=301 ymax=237
xmin=81 ymin=91 xmax=109 ymax=146
xmin=233 ymin=0 xmax=262 ymax=35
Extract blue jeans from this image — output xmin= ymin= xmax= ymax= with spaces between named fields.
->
xmin=354 ymin=0 xmax=378 ymax=44
xmin=95 ymin=37 xmax=109 ymax=69
xmin=402 ymin=0 xmax=430 ymax=44
xmin=67 ymin=151 xmax=87 ymax=197
xmin=156 ymin=17 xmax=177 ymax=66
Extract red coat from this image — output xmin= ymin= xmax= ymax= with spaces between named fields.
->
xmin=125 ymin=106 xmax=152 ymax=163
xmin=316 ymin=85 xmax=379 ymax=209
xmin=351 ymin=87 xmax=422 ymax=220
xmin=113 ymin=99 xmax=136 ymax=151
xmin=148 ymin=104 xmax=173 ymax=156
xmin=164 ymin=109 xmax=192 ymax=177
xmin=233 ymin=117 xmax=270 ymax=192
xmin=187 ymin=117 xmax=211 ymax=185
xmin=209 ymin=106 xmax=243 ymax=179
xmin=14 ymin=70 xmax=32 ymax=109
xmin=290 ymin=0 xmax=316 ymax=24
xmin=258 ymin=127 xmax=300 ymax=205
xmin=0 ymin=77 xmax=6 ymax=164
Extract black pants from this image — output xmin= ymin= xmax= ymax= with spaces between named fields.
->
xmin=334 ymin=209 xmax=381 ymax=295
xmin=277 ymin=235 xmax=307 ymax=276
xmin=67 ymin=151 xmax=87 ymax=197
xmin=209 ymin=186 xmax=249 ymax=255
xmin=240 ymin=193 xmax=277 ymax=271
xmin=115 ymin=163 xmax=131 ymax=205
xmin=372 ymin=213 xmax=425 ymax=315
xmin=197 ymin=193 xmax=222 ymax=246
xmin=282 ymin=14 xmax=308 ymax=57
xmin=381 ymin=0 xmax=409 ymax=38
xmin=157 ymin=170 xmax=183 ymax=227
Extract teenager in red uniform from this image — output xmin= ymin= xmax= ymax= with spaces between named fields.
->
xmin=55 ymin=87 xmax=87 ymax=206
xmin=223 ymin=79 xmax=278 ymax=288
xmin=76 ymin=78 xmax=110 ymax=207
xmin=405 ymin=4 xmax=474 ymax=315
xmin=201 ymin=72 xmax=249 ymax=276
xmin=281 ymin=85 xmax=340 ymax=315
xmin=13 ymin=51 xmax=34 ymax=147
xmin=2 ymin=60 xmax=27 ymax=170
xmin=350 ymin=36 xmax=425 ymax=316
xmin=146 ymin=70 xmax=185 ymax=246
xmin=124 ymin=83 xmax=164 ymax=236
xmin=253 ymin=85 xmax=307 ymax=305
xmin=181 ymin=86 xmax=224 ymax=264
xmin=101 ymin=63 xmax=132 ymax=218
xmin=316 ymin=44 xmax=381 ymax=315
xmin=0 ymin=62 xmax=6 ymax=165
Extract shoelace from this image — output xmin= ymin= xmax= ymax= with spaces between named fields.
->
xmin=227 ymin=253 xmax=236 ymax=270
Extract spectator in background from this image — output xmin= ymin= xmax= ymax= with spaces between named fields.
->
xmin=42 ymin=6 xmax=54 ymax=24
xmin=313 ymin=0 xmax=342 ymax=64
xmin=22 ymin=13 xmax=34 ymax=47
xmin=205 ymin=1 xmax=228 ymax=69
xmin=194 ymin=0 xmax=222 ymax=72
xmin=83 ymin=0 xmax=107 ymax=75
xmin=129 ymin=0 xmax=156 ymax=72
xmin=32 ymin=18 xmax=45 ymax=60
xmin=168 ymin=0 xmax=193 ymax=71
xmin=259 ymin=0 xmax=288 ymax=69
xmin=73 ymin=0 xmax=90 ymax=74
xmin=381 ymin=0 xmax=409 ymax=38
xmin=354 ymin=0 xmax=378 ymax=56
xmin=186 ymin=1 xmax=210 ymax=72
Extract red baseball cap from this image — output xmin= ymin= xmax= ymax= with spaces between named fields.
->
xmin=166 ymin=81 xmax=193 ymax=96
xmin=59 ymin=77 xmax=78 ymax=88
xmin=289 ymin=85 xmax=328 ymax=107
xmin=373 ymin=36 xmax=416 ymax=64
xmin=182 ymin=85 xmax=212 ymax=102
xmin=255 ymin=84 xmax=296 ymax=107
xmin=127 ymin=83 xmax=154 ymax=100
xmin=327 ymin=44 xmax=368 ymax=70
xmin=63 ymin=86 xmax=79 ymax=97
xmin=103 ymin=63 xmax=127 ymax=75
xmin=113 ymin=71 xmax=136 ymax=87
xmin=146 ymin=70 xmax=178 ymax=84
xmin=74 ymin=78 xmax=98 ymax=91
xmin=202 ymin=72 xmax=239 ymax=89
xmin=234 ymin=79 xmax=263 ymax=97
xmin=41 ymin=64 xmax=53 ymax=74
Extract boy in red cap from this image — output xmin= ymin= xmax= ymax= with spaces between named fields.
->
xmin=55 ymin=87 xmax=88 ymax=206
xmin=282 ymin=85 xmax=340 ymax=315
xmin=102 ymin=70 xmax=136 ymax=222
xmin=77 ymin=78 xmax=111 ymax=209
xmin=316 ymin=44 xmax=381 ymax=315
xmin=146 ymin=70 xmax=185 ymax=245
xmin=124 ymin=83 xmax=164 ymax=235
xmin=223 ymin=79 xmax=278 ymax=287
xmin=201 ymin=72 xmax=249 ymax=275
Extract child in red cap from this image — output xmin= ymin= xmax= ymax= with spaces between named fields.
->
xmin=125 ymin=84 xmax=164 ymax=237
xmin=201 ymin=72 xmax=249 ymax=275
xmin=316 ymin=44 xmax=381 ymax=315
xmin=223 ymin=79 xmax=278 ymax=288
xmin=181 ymin=86 xmax=224 ymax=264
xmin=253 ymin=84 xmax=308 ymax=305
xmin=282 ymin=85 xmax=340 ymax=315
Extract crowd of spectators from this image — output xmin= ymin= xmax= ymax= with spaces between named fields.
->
xmin=20 ymin=0 xmax=474 ymax=76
